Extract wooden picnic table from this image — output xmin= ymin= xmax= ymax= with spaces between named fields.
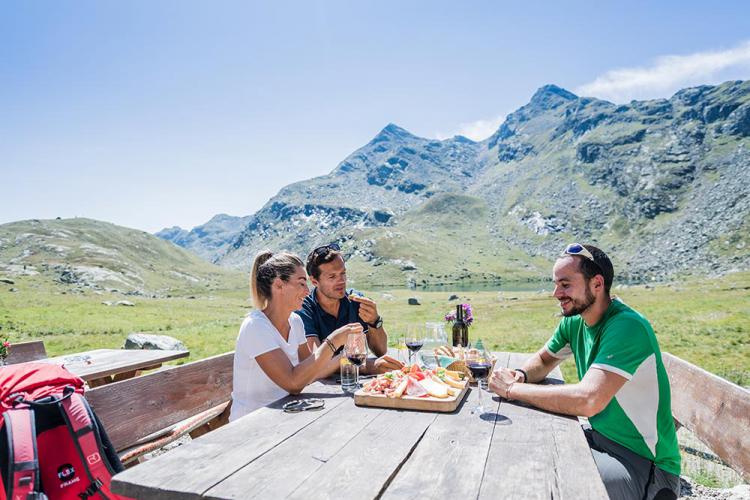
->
xmin=111 ymin=352 xmax=607 ymax=499
xmin=43 ymin=348 xmax=190 ymax=387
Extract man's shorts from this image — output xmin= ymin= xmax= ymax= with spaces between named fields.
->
xmin=583 ymin=425 xmax=680 ymax=500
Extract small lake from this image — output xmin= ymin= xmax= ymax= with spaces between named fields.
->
xmin=369 ymin=281 xmax=552 ymax=293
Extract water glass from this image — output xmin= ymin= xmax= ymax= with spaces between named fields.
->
xmin=340 ymin=358 xmax=357 ymax=394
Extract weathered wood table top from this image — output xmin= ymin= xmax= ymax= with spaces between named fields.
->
xmin=43 ymin=348 xmax=189 ymax=385
xmin=111 ymin=352 xmax=607 ymax=499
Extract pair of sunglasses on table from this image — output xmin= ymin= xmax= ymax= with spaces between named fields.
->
xmin=282 ymin=398 xmax=325 ymax=413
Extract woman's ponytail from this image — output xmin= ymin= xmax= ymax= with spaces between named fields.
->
xmin=250 ymin=250 xmax=274 ymax=309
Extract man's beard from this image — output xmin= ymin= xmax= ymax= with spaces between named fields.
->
xmin=561 ymin=287 xmax=596 ymax=317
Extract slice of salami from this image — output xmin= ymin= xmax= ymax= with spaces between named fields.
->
xmin=405 ymin=375 xmax=428 ymax=397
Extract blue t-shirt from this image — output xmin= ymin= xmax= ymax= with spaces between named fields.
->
xmin=297 ymin=288 xmax=369 ymax=342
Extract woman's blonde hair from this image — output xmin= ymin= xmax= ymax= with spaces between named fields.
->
xmin=250 ymin=250 xmax=304 ymax=309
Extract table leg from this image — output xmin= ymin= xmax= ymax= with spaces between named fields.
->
xmin=134 ymin=364 xmax=162 ymax=377
xmin=112 ymin=370 xmax=138 ymax=382
xmin=87 ymin=376 xmax=113 ymax=387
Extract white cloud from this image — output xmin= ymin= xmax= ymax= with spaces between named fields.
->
xmin=576 ymin=41 xmax=750 ymax=103
xmin=435 ymin=114 xmax=508 ymax=142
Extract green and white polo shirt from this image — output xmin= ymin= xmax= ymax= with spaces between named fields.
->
xmin=546 ymin=299 xmax=681 ymax=476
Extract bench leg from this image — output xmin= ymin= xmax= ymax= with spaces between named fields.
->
xmin=188 ymin=403 xmax=232 ymax=440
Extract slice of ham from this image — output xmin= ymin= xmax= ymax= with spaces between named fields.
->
xmin=405 ymin=375 xmax=428 ymax=397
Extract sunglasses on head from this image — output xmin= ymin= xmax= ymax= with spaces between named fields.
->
xmin=563 ymin=243 xmax=604 ymax=274
xmin=563 ymin=243 xmax=596 ymax=261
xmin=311 ymin=243 xmax=340 ymax=260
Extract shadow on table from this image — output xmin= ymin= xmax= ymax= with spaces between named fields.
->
xmin=481 ymin=413 xmax=512 ymax=424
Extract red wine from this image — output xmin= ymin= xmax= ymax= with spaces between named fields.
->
xmin=347 ymin=353 xmax=366 ymax=366
xmin=405 ymin=341 xmax=424 ymax=353
xmin=467 ymin=362 xmax=491 ymax=379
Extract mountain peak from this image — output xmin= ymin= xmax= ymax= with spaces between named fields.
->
xmin=529 ymin=84 xmax=578 ymax=108
xmin=370 ymin=123 xmax=418 ymax=144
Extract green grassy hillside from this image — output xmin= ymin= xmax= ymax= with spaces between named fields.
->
xmin=344 ymin=193 xmax=553 ymax=288
xmin=0 ymin=218 xmax=245 ymax=295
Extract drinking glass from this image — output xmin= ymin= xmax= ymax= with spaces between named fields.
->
xmin=396 ymin=336 xmax=408 ymax=364
xmin=404 ymin=326 xmax=424 ymax=366
xmin=465 ymin=345 xmax=492 ymax=415
xmin=344 ymin=332 xmax=367 ymax=388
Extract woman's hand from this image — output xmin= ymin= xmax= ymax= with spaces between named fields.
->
xmin=329 ymin=323 xmax=364 ymax=350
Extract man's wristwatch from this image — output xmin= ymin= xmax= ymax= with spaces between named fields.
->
xmin=367 ymin=316 xmax=383 ymax=329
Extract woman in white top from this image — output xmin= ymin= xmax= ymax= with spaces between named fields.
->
xmin=230 ymin=250 xmax=360 ymax=421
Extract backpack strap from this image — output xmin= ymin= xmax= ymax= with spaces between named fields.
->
xmin=58 ymin=392 xmax=119 ymax=500
xmin=2 ymin=408 xmax=44 ymax=499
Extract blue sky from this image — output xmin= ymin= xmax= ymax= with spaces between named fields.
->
xmin=2 ymin=1 xmax=749 ymax=233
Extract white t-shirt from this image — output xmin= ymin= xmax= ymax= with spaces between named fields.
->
xmin=229 ymin=310 xmax=308 ymax=421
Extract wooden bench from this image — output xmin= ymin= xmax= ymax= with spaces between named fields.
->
xmin=663 ymin=352 xmax=750 ymax=481
xmin=6 ymin=340 xmax=47 ymax=364
xmin=86 ymin=352 xmax=234 ymax=465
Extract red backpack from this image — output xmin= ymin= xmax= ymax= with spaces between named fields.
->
xmin=1 ymin=363 xmax=131 ymax=500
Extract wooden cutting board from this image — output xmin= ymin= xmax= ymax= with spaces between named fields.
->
xmin=354 ymin=381 xmax=470 ymax=412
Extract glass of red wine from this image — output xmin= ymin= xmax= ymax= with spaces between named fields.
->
xmin=344 ymin=331 xmax=367 ymax=388
xmin=466 ymin=346 xmax=492 ymax=415
xmin=404 ymin=326 xmax=424 ymax=367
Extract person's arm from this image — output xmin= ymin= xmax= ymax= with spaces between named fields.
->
xmin=305 ymin=336 xmax=341 ymax=377
xmin=488 ymin=366 xmax=627 ymax=417
xmin=516 ymin=348 xmax=565 ymax=383
xmin=256 ymin=323 xmax=362 ymax=394
xmin=351 ymin=295 xmax=387 ymax=357
xmin=364 ymin=354 xmax=404 ymax=374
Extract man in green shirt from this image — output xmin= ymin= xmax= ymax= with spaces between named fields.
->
xmin=489 ymin=244 xmax=681 ymax=500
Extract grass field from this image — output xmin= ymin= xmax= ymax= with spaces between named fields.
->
xmin=2 ymin=271 xmax=748 ymax=487
xmin=3 ymin=271 xmax=748 ymax=385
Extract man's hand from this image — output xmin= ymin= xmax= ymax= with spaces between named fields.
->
xmin=488 ymin=367 xmax=519 ymax=398
xmin=351 ymin=295 xmax=379 ymax=325
xmin=370 ymin=355 xmax=404 ymax=374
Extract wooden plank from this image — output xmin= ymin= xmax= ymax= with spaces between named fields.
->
xmin=5 ymin=340 xmax=47 ymax=364
xmin=479 ymin=352 xmax=607 ymax=499
xmin=88 ymin=352 xmax=233 ymax=451
xmin=481 ymin=403 xmax=558 ymax=499
xmin=203 ymin=399 xmax=385 ymax=498
xmin=663 ymin=352 xmax=750 ymax=480
xmin=550 ymin=414 xmax=610 ymax=498
xmin=354 ymin=381 xmax=469 ymax=413
xmin=380 ymin=353 xmax=510 ymax=499
xmin=286 ymin=407 xmax=438 ymax=500
xmin=110 ymin=382 xmax=348 ymax=500
xmin=45 ymin=348 xmax=189 ymax=380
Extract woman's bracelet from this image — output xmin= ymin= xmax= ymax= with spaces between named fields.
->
xmin=515 ymin=368 xmax=528 ymax=383
xmin=324 ymin=338 xmax=337 ymax=356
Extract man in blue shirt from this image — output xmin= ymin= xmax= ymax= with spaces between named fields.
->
xmin=297 ymin=243 xmax=402 ymax=375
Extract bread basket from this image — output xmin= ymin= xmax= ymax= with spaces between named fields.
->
xmin=435 ymin=345 xmax=496 ymax=383
xmin=446 ymin=357 xmax=497 ymax=383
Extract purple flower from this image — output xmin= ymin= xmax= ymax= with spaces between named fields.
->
xmin=444 ymin=303 xmax=474 ymax=326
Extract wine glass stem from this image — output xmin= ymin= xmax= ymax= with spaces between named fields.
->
xmin=477 ymin=378 xmax=483 ymax=409
xmin=354 ymin=364 xmax=359 ymax=387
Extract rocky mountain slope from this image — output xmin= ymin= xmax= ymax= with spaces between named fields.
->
xmin=159 ymin=80 xmax=750 ymax=286
xmin=155 ymin=214 xmax=251 ymax=261
xmin=0 ymin=218 xmax=243 ymax=295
